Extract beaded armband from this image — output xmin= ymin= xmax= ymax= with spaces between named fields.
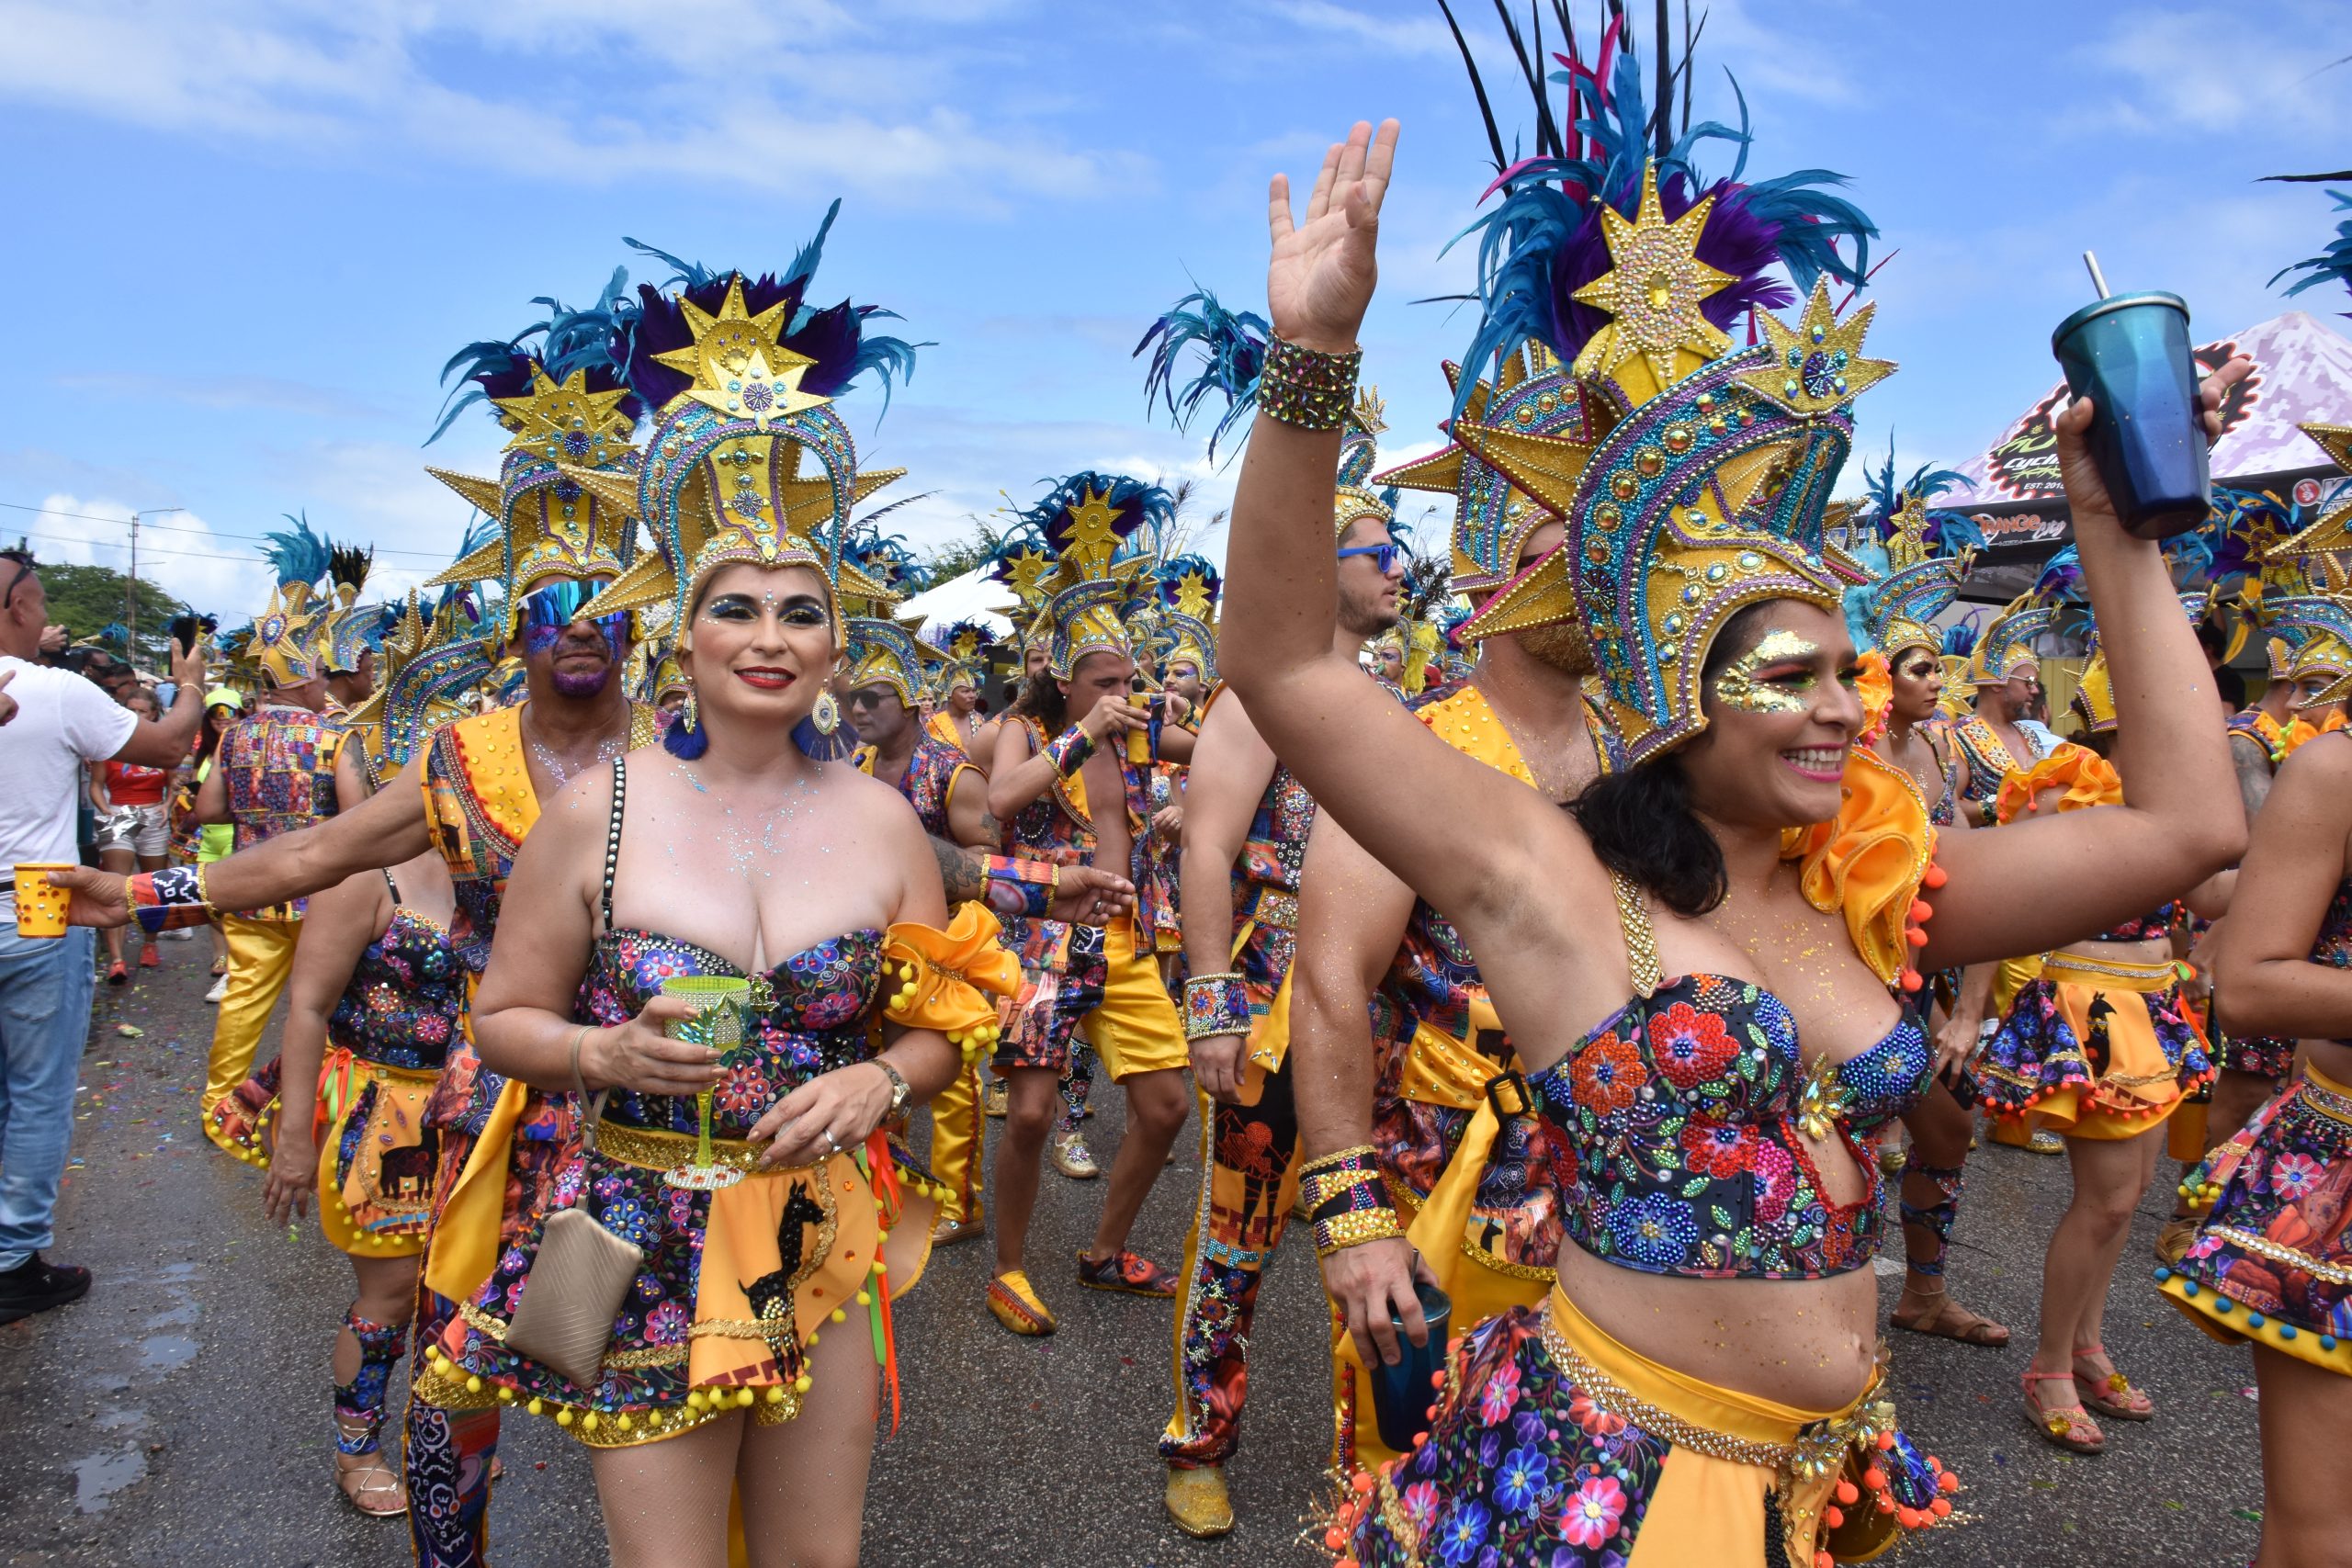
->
xmin=1299 ymin=1145 xmax=1401 ymax=1258
xmin=128 ymin=865 xmax=213 ymax=934
xmin=1258 ymin=335 xmax=1363 ymax=431
xmin=881 ymin=906 xmax=1021 ymax=1064
xmin=1044 ymin=725 xmax=1094 ymax=780
xmin=978 ymin=855 xmax=1059 ymax=920
xmin=1182 ymin=971 xmax=1250 ymax=1041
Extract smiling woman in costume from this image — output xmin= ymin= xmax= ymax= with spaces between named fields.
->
xmin=422 ymin=218 xmax=1015 ymax=1568
xmin=1215 ymin=65 xmax=2244 ymax=1568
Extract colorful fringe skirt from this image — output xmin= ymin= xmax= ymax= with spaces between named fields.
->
xmin=1970 ymin=951 xmax=2211 ymax=1138
xmin=2158 ymin=1058 xmax=2352 ymax=1378
xmin=429 ymin=1121 xmax=933 ymax=1448
xmin=314 ymin=1048 xmax=440 ymax=1258
xmin=1329 ymin=1286 xmax=1958 ymax=1567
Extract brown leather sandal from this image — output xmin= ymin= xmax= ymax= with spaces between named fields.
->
xmin=1890 ymin=1286 xmax=2010 ymax=1347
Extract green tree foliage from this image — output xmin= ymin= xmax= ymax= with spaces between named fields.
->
xmin=32 ymin=560 xmax=187 ymax=664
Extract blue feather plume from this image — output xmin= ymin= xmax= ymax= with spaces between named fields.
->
xmin=1134 ymin=285 xmax=1271 ymax=462
xmin=261 ymin=512 xmax=332 ymax=591
xmin=2270 ymin=190 xmax=2352 ymax=311
xmin=1448 ymin=38 xmax=1876 ymax=406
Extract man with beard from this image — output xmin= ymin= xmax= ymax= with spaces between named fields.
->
xmin=1281 ymin=349 xmax=1615 ymax=1475
xmin=1159 ymin=391 xmax=1404 ymax=1536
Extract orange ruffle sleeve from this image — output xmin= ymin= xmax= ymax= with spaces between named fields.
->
xmin=1781 ymin=746 xmax=1939 ymax=992
xmin=879 ymin=905 xmax=1020 ymax=1061
xmin=1991 ymin=742 xmax=2122 ymax=826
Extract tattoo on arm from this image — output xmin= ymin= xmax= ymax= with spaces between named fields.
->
xmin=2231 ymin=736 xmax=2274 ymax=822
xmin=931 ymin=836 xmax=983 ymax=904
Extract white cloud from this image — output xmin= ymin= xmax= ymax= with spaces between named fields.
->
xmin=2084 ymin=5 xmax=2352 ymax=137
xmin=17 ymin=494 xmax=276 ymax=617
xmin=1266 ymin=0 xmax=1457 ymax=58
xmin=0 ymin=0 xmax=1140 ymax=210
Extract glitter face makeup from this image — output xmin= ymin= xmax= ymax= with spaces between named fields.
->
xmin=1712 ymin=630 xmax=1822 ymax=715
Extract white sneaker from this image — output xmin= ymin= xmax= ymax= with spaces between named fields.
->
xmin=163 ymin=928 xmax=195 ymax=942
xmin=204 ymin=975 xmax=229 ymax=1004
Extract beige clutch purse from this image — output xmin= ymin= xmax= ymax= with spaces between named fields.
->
xmin=502 ymin=1043 xmax=644 ymax=1392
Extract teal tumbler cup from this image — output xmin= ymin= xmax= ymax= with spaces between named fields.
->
xmin=2050 ymin=292 xmax=2211 ymax=540
xmin=1367 ymin=1280 xmax=1452 ymax=1453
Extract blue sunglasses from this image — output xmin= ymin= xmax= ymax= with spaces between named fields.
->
xmin=519 ymin=580 xmax=623 ymax=631
xmin=1337 ymin=543 xmax=1402 ymax=574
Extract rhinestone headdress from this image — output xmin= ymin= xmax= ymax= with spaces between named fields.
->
xmin=1151 ymin=554 xmax=1221 ymax=684
xmin=1431 ymin=29 xmax=1883 ymax=766
xmin=566 ymin=208 xmax=919 ymax=643
xmin=343 ymin=590 xmax=495 ymax=778
xmin=1020 ymin=472 xmax=1173 ymax=679
xmin=251 ymin=513 xmax=334 ymax=689
xmin=1846 ymin=452 xmax=1979 ymax=660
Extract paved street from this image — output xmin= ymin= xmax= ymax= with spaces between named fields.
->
xmin=1 ymin=945 xmax=2268 ymax=1567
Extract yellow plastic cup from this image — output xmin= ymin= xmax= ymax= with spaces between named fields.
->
xmin=11 ymin=862 xmax=74 ymax=938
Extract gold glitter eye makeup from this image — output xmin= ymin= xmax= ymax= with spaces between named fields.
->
xmin=1712 ymin=630 xmax=1821 ymax=715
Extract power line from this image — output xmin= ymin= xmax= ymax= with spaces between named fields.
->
xmin=0 ymin=499 xmax=458 ymax=560
xmin=9 ymin=526 xmax=291 ymax=566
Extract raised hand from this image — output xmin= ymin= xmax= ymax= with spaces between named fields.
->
xmin=1266 ymin=118 xmax=1400 ymax=353
xmin=2057 ymin=354 xmax=2255 ymax=534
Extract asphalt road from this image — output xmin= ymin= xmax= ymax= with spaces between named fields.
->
xmin=0 ymin=944 xmax=2268 ymax=1567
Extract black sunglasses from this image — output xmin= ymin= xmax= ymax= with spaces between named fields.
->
xmin=0 ymin=550 xmax=33 ymax=609
xmin=844 ymin=688 xmax=898 ymax=710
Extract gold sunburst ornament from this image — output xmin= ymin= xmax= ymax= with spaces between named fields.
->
xmin=653 ymin=276 xmax=828 ymax=432
xmin=1738 ymin=277 xmax=1896 ymax=419
xmin=1570 ymin=166 xmax=1735 ymax=395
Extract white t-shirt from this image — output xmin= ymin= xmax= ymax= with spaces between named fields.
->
xmin=0 ymin=656 xmax=140 ymax=912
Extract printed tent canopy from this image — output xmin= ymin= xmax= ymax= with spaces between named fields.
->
xmin=898 ymin=566 xmax=1014 ymax=644
xmin=1943 ymin=310 xmax=2352 ymax=601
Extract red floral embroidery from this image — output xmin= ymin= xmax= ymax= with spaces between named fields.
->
xmin=1571 ymin=1032 xmax=1648 ymax=1116
xmin=1679 ymin=1116 xmax=1754 ymax=1179
xmin=1647 ymin=1000 xmax=1737 ymax=1090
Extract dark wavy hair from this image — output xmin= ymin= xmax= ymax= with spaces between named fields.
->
xmin=1567 ymin=604 xmax=1779 ymax=919
xmin=1008 ymin=670 xmax=1068 ymax=735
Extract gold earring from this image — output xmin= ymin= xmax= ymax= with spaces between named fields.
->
xmin=680 ymin=680 xmax=698 ymax=734
xmin=812 ymin=690 xmax=840 ymax=735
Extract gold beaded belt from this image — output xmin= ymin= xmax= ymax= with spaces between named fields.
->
xmin=1535 ymin=1300 xmax=1893 ymax=1487
xmin=596 ymin=1119 xmax=763 ymax=1175
xmin=1250 ymin=888 xmax=1299 ymax=933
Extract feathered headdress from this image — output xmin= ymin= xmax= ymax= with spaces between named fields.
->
xmin=2268 ymin=188 xmax=2352 ymax=314
xmin=423 ymin=268 xmax=647 ymax=641
xmin=1967 ymin=592 xmax=2057 ymax=689
xmin=1151 ymin=553 xmax=1221 ymax=684
xmin=252 ymin=512 xmax=334 ymax=688
xmin=565 ymin=203 xmax=922 ymax=647
xmin=321 ymin=541 xmax=392 ymax=677
xmin=1845 ymin=445 xmax=1979 ymax=659
xmin=1429 ymin=12 xmax=1889 ymax=764
xmin=1134 ymin=286 xmax=1270 ymax=463
xmin=1021 ymin=471 xmax=1172 ymax=678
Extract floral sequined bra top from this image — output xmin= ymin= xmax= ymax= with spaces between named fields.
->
xmin=326 ymin=878 xmax=466 ymax=1072
xmin=1524 ymin=872 xmax=1933 ymax=1280
xmin=584 ymin=758 xmax=884 ymax=1139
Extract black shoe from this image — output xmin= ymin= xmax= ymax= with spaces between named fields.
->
xmin=0 ymin=1253 xmax=92 ymax=1324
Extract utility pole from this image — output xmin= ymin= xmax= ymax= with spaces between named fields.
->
xmin=127 ymin=507 xmax=184 ymax=672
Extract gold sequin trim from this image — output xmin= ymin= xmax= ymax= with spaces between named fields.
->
xmin=1609 ymin=870 xmax=1662 ymax=998
xmin=2207 ymin=1226 xmax=2352 ymax=1287
xmin=596 ymin=1119 xmax=763 ymax=1173
xmin=689 ymin=1317 xmax=789 ymax=1343
xmin=601 ymin=1344 xmax=687 ymax=1370
xmin=412 ymin=1359 xmax=503 ymax=1412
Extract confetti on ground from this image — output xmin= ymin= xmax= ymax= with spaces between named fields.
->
xmin=116 ymin=1024 xmax=144 ymax=1038
xmin=2233 ymin=1508 xmax=2264 ymax=1524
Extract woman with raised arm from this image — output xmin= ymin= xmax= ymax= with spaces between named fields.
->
xmin=2165 ymin=661 xmax=2352 ymax=1568
xmin=416 ymin=247 xmax=1013 ymax=1568
xmin=1220 ymin=108 xmax=2243 ymax=1567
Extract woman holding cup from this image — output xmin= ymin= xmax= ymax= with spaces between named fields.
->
xmin=419 ymin=247 xmax=1013 ymax=1568
xmin=1219 ymin=108 xmax=2245 ymax=1565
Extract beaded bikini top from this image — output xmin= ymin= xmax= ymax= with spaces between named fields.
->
xmin=583 ymin=757 xmax=884 ymax=1139
xmin=1524 ymin=871 xmax=1932 ymax=1280
xmin=326 ymin=880 xmax=466 ymax=1072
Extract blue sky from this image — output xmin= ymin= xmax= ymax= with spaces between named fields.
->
xmin=3 ymin=0 xmax=2347 ymax=623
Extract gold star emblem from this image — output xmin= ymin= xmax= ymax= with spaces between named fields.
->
xmin=1173 ymin=570 xmax=1215 ymax=621
xmin=652 ymin=274 xmax=829 ymax=431
xmin=1737 ymin=278 xmax=1895 ymax=418
xmin=495 ymin=367 xmax=635 ymax=468
xmin=1061 ymin=486 xmax=1122 ymax=562
xmin=1571 ymin=166 xmax=1735 ymax=391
